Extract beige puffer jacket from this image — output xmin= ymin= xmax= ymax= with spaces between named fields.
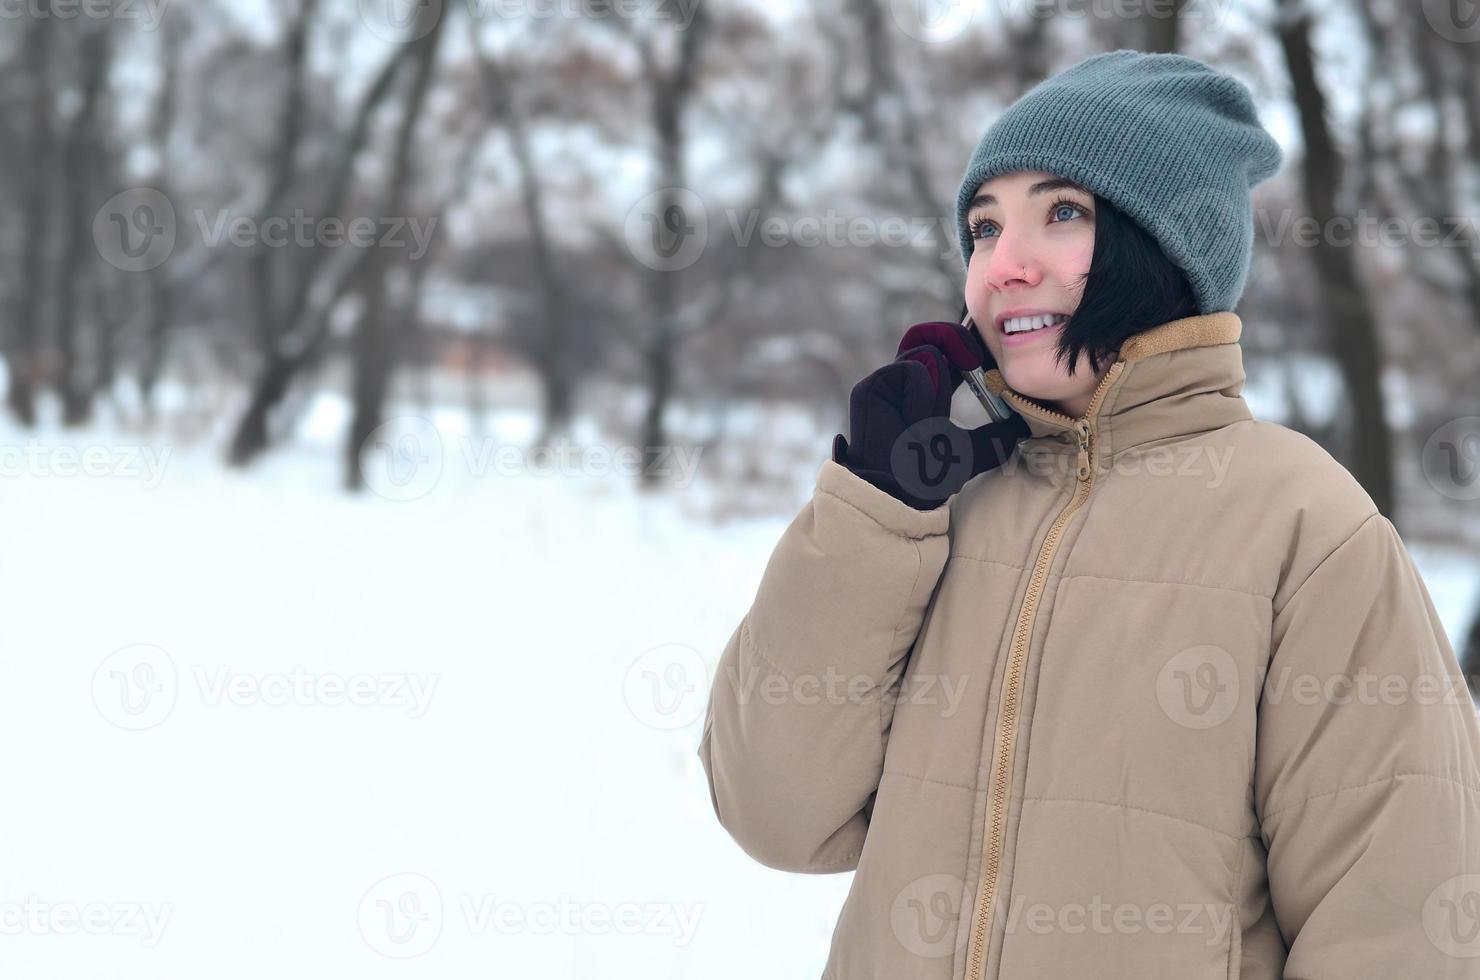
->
xmin=697 ymin=311 xmax=1480 ymax=979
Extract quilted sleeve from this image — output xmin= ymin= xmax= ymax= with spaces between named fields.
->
xmin=1255 ymin=512 xmax=1480 ymax=975
xmin=696 ymin=458 xmax=951 ymax=873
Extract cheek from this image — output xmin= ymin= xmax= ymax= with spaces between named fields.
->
xmin=1058 ymin=237 xmax=1095 ymax=283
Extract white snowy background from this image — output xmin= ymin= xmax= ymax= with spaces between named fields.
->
xmin=0 ymin=386 xmax=858 ymax=980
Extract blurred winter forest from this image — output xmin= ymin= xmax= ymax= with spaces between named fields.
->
xmin=5 ymin=0 xmax=1477 ymax=670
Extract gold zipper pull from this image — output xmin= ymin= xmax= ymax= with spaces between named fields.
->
xmin=1074 ymin=420 xmax=1091 ymax=484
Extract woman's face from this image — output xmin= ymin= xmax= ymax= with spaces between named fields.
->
xmin=962 ymin=170 xmax=1101 ymax=418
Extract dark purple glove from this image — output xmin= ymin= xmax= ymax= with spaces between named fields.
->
xmin=832 ymin=321 xmax=1029 ymax=510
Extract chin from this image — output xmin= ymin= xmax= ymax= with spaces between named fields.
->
xmin=1001 ymin=359 xmax=1070 ymax=402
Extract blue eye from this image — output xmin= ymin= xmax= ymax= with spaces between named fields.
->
xmin=1050 ymin=198 xmax=1089 ymax=222
xmin=968 ymin=197 xmax=1092 ymax=242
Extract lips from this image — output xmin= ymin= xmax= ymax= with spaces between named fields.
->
xmin=996 ymin=310 xmax=1069 ymax=348
xmin=1001 ymin=313 xmax=1069 ymax=335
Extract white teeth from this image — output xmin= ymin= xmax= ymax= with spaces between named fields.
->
xmin=1003 ymin=313 xmax=1068 ymax=334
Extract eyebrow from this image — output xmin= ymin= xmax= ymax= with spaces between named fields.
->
xmin=966 ymin=177 xmax=1090 ymax=211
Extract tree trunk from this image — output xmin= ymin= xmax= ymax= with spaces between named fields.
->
xmin=139 ymin=18 xmax=182 ymax=413
xmin=8 ymin=11 xmax=55 ymax=426
xmin=1276 ymin=0 xmax=1395 ymax=521
xmin=636 ymin=7 xmax=710 ymax=487
xmin=1139 ymin=0 xmax=1188 ymax=53
xmin=54 ymin=21 xmax=110 ymax=426
xmin=472 ymin=39 xmax=577 ymax=447
xmin=226 ymin=0 xmax=430 ymax=468
xmin=344 ymin=9 xmax=447 ymax=491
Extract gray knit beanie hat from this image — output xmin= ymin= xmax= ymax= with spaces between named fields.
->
xmin=953 ymin=49 xmax=1283 ymax=314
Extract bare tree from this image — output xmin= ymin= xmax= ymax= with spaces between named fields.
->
xmin=226 ymin=0 xmax=321 ymax=463
xmin=227 ymin=2 xmax=436 ymax=466
xmin=139 ymin=14 xmax=184 ymax=410
xmin=597 ymin=8 xmax=712 ymax=486
xmin=7 ymin=9 xmax=57 ymax=425
xmin=1275 ymin=0 xmax=1394 ymax=518
xmin=1139 ymin=0 xmax=1189 ymax=53
xmin=53 ymin=17 xmax=112 ymax=425
xmin=344 ymin=5 xmax=449 ymax=490
xmin=845 ymin=0 xmax=964 ymax=298
xmin=469 ymin=32 xmax=581 ymax=446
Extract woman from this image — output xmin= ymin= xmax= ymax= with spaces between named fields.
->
xmin=696 ymin=50 xmax=1480 ymax=978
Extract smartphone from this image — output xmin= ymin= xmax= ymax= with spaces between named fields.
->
xmin=958 ymin=303 xmax=1016 ymax=423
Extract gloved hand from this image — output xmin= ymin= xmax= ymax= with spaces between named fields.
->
xmin=832 ymin=321 xmax=1030 ymax=510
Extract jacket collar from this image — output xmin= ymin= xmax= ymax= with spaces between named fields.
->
xmin=981 ymin=312 xmax=1252 ymax=469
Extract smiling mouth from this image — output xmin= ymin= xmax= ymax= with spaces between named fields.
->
xmin=1001 ymin=313 xmax=1069 ymax=335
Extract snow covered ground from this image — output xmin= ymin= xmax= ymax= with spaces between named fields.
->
xmin=0 ymin=392 xmax=1473 ymax=980
xmin=0 ymin=394 xmax=852 ymax=980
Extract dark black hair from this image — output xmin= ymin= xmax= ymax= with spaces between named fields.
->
xmin=963 ymin=194 xmax=1198 ymax=378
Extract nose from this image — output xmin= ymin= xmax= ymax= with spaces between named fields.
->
xmin=981 ymin=230 xmax=1041 ymax=292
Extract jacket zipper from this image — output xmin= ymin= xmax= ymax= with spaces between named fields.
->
xmin=962 ymin=360 xmax=1125 ymax=980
